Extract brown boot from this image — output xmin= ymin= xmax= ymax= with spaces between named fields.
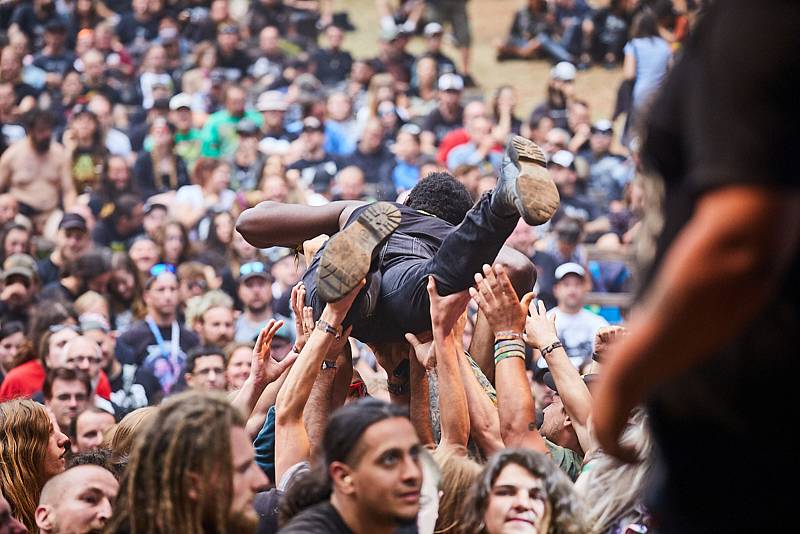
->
xmin=492 ymin=136 xmax=560 ymax=226
xmin=316 ymin=202 xmax=401 ymax=303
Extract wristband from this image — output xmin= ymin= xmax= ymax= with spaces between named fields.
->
xmin=540 ymin=340 xmax=563 ymax=357
xmin=321 ymin=360 xmax=337 ymax=370
xmin=494 ymin=330 xmax=523 ymax=342
xmin=494 ymin=351 xmax=525 ymax=364
xmin=494 ymin=338 xmax=525 ymax=365
xmin=316 ymin=319 xmax=342 ymax=339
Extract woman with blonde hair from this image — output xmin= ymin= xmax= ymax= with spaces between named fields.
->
xmin=574 ymin=410 xmax=653 ymax=534
xmin=0 ymin=399 xmax=70 ymax=531
xmin=105 ymin=406 xmax=158 ymax=467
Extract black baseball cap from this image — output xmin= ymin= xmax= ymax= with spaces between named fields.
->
xmin=59 ymin=213 xmax=88 ymax=232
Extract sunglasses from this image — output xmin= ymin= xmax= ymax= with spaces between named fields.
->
xmin=149 ymin=263 xmax=176 ymax=277
xmin=49 ymin=324 xmax=82 ymax=335
xmin=239 ymin=261 xmax=267 ymax=278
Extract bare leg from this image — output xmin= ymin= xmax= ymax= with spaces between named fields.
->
xmin=236 ymin=200 xmax=366 ymax=248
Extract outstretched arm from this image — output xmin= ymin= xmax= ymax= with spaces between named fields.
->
xmin=274 ymin=281 xmax=364 ymax=482
xmin=525 ymin=300 xmax=595 ymax=455
xmin=236 ymin=200 xmax=366 ymax=248
xmin=470 ymin=264 xmax=548 ymax=455
xmin=230 ymin=320 xmax=298 ymax=421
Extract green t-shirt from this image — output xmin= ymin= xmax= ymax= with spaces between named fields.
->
xmin=200 ymin=110 xmax=263 ymax=159
xmin=545 ymin=438 xmax=583 ymax=481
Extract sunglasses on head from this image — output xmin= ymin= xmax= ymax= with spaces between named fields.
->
xmin=49 ymin=324 xmax=81 ymax=335
xmin=149 ymin=263 xmax=176 ymax=277
xmin=239 ymin=261 xmax=267 ymax=278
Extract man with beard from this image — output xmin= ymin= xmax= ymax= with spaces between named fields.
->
xmin=0 ymin=109 xmax=76 ymax=232
xmin=106 ymin=391 xmax=268 ymax=534
xmin=35 ymin=465 xmax=119 ymax=534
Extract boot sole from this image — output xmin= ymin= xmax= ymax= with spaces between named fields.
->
xmin=316 ymin=202 xmax=401 ymax=302
xmin=510 ymin=136 xmax=560 ymax=226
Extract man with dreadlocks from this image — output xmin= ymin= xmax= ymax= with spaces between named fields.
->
xmin=106 ymin=391 xmax=268 ymax=534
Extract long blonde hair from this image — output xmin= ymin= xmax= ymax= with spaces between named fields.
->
xmin=432 ymin=446 xmax=482 ymax=533
xmin=0 ymin=400 xmax=53 ymax=532
xmin=575 ymin=410 xmax=653 ymax=533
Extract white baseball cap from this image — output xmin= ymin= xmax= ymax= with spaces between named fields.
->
xmin=555 ymin=262 xmax=586 ymax=281
xmin=438 ymin=73 xmax=464 ymax=92
xmin=550 ymin=61 xmax=577 ymax=82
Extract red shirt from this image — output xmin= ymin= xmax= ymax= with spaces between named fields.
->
xmin=0 ymin=359 xmax=112 ymax=401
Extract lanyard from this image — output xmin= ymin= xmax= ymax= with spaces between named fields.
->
xmin=145 ymin=317 xmax=180 ymax=363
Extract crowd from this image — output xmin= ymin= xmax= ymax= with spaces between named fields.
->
xmin=0 ymin=0 xmax=713 ymax=533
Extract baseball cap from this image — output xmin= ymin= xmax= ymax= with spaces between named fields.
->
xmin=143 ymin=201 xmax=168 ymax=215
xmin=424 ymin=22 xmax=444 ymax=37
xmin=169 ymin=93 xmax=193 ymax=111
xmin=549 ymin=150 xmax=575 ymax=170
xmin=302 ymin=116 xmax=324 ymax=132
xmin=555 ymin=218 xmax=582 ymax=244
xmin=550 ymin=61 xmax=577 ymax=82
xmin=256 ymin=91 xmax=289 ymax=112
xmin=555 ymin=262 xmax=586 ymax=282
xmin=79 ymin=313 xmax=110 ymax=334
xmin=3 ymin=254 xmax=37 ymax=283
xmin=542 ymin=371 xmax=598 ymax=394
xmin=438 ymin=73 xmax=464 ymax=92
xmin=236 ymin=119 xmax=261 ymax=136
xmin=379 ymin=26 xmax=400 ymax=42
xmin=591 ymin=119 xmax=614 ymax=134
xmin=239 ymin=261 xmax=270 ymax=283
xmin=218 ymin=21 xmax=239 ymax=34
xmin=59 ymin=212 xmax=88 ymax=232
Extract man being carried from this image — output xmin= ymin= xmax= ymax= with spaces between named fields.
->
xmin=237 ymin=136 xmax=559 ymax=341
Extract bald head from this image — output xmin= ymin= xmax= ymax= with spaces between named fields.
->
xmin=37 ymin=465 xmax=118 ymax=533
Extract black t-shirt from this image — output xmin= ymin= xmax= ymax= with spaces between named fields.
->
xmin=337 ymin=145 xmax=394 ymax=184
xmin=115 ymin=319 xmax=200 ymax=395
xmin=115 ymin=13 xmax=158 ymax=46
xmin=36 ymin=256 xmax=61 ymax=286
xmin=32 ymin=51 xmax=76 ymax=75
xmin=107 ymin=362 xmax=162 ymax=415
xmin=279 ymin=502 xmax=352 ymax=534
xmin=312 ymin=48 xmax=353 ymax=86
xmin=640 ymin=2 xmax=800 ymax=531
xmin=422 ymin=106 xmax=464 ymax=145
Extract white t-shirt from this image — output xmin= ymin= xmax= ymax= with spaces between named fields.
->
xmin=545 ymin=307 xmax=609 ymax=367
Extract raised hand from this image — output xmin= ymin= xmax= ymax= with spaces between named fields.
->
xmin=593 ymin=325 xmax=628 ymax=362
xmin=469 ymin=264 xmax=535 ymax=336
xmin=290 ymin=282 xmax=315 ymax=352
xmin=524 ymin=299 xmax=560 ymax=350
xmin=427 ymin=276 xmax=471 ymax=337
xmin=405 ymin=332 xmax=436 ymax=370
xmin=250 ymin=319 xmax=298 ymax=387
xmin=323 ymin=278 xmax=366 ymax=325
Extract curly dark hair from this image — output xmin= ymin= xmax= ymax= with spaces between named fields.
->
xmin=405 ymin=171 xmax=474 ymax=226
xmin=457 ymin=448 xmax=586 ymax=534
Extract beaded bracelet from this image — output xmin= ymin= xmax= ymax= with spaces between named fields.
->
xmin=540 ymin=340 xmax=564 ymax=358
